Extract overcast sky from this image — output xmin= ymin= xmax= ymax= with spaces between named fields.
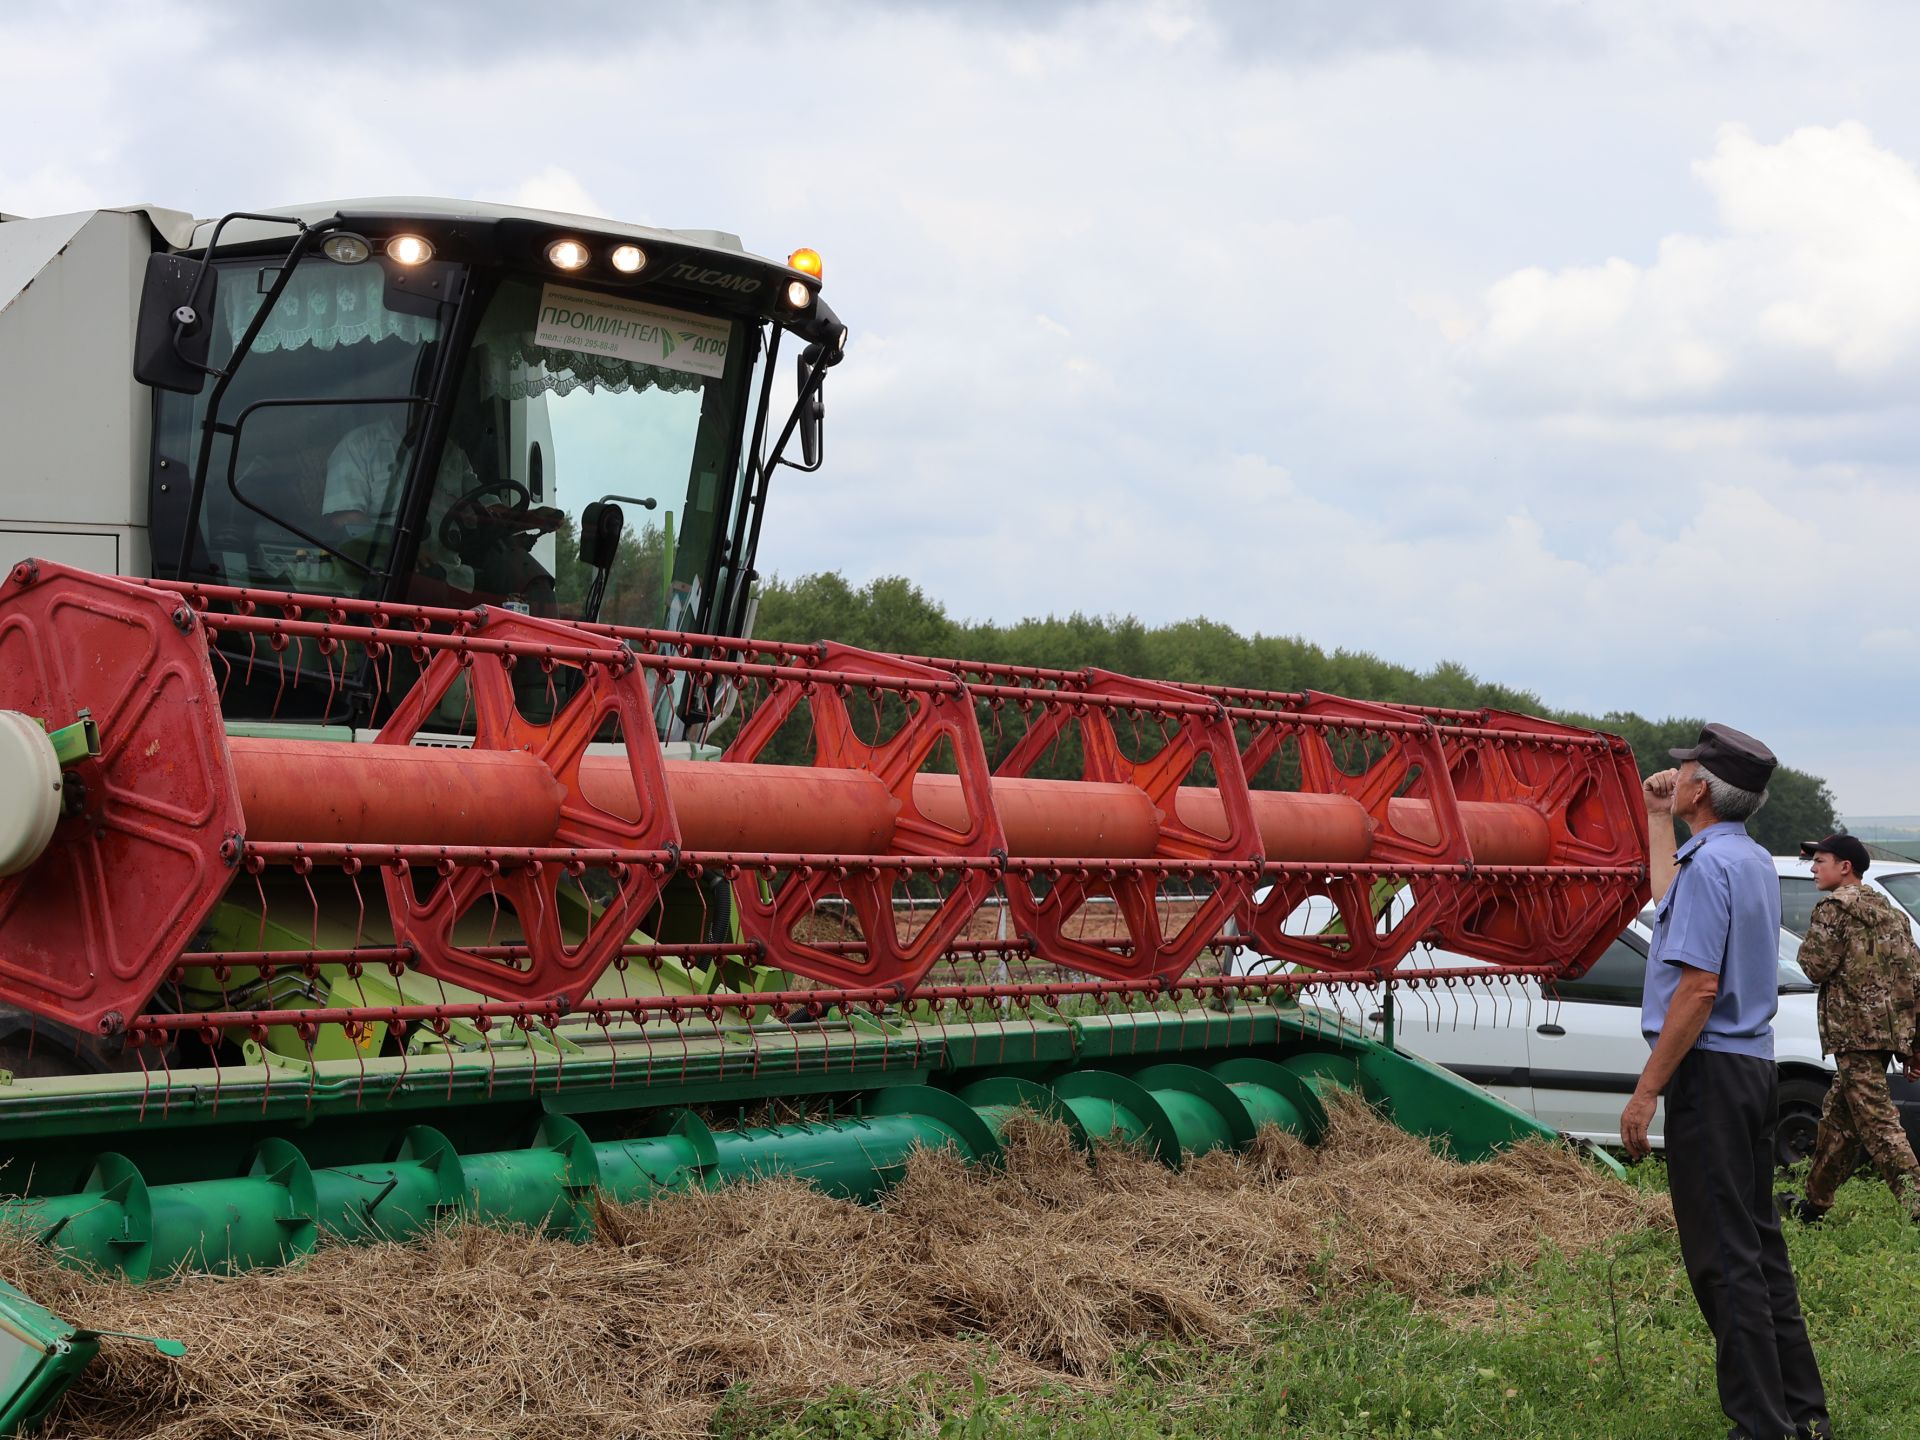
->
xmin=7 ymin=0 xmax=1920 ymax=813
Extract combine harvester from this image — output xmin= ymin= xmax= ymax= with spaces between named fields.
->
xmin=0 ymin=199 xmax=1648 ymax=1430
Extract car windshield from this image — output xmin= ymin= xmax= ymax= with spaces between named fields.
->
xmin=398 ymin=276 xmax=751 ymax=629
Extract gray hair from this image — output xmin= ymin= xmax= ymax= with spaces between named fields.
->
xmin=1700 ymin=770 xmax=1769 ymax=823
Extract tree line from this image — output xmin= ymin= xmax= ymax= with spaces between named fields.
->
xmin=747 ymin=571 xmax=1837 ymax=856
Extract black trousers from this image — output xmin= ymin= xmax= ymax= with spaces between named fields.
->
xmin=1666 ymin=1048 xmax=1828 ymax=1440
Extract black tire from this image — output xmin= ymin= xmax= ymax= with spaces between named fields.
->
xmin=1776 ymin=1076 xmax=1829 ymax=1170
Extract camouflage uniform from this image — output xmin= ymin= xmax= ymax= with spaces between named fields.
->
xmin=1796 ymin=884 xmax=1920 ymax=1219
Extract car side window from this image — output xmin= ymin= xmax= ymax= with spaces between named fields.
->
xmin=1779 ymin=876 xmax=1820 ymax=938
xmin=1545 ymin=933 xmax=1647 ymax=1006
xmin=1876 ymin=872 xmax=1920 ymax=924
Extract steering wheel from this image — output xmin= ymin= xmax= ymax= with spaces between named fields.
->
xmin=439 ymin=478 xmax=532 ymax=549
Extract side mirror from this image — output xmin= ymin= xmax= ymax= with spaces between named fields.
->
xmin=795 ymin=346 xmax=826 ymax=468
xmin=133 ymin=254 xmax=218 ymax=394
xmin=578 ymin=500 xmax=625 ymax=572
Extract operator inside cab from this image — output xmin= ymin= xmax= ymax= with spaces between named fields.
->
xmin=322 ymin=379 xmax=567 ymax=613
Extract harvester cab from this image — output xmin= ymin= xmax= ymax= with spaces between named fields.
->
xmin=3 ymin=199 xmax=844 ymax=732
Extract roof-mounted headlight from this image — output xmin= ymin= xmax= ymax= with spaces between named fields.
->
xmin=609 ymin=244 xmax=647 ymax=274
xmin=322 ymin=233 xmax=371 ymax=264
xmin=791 ymin=296 xmax=847 ymax=362
xmin=546 ymin=238 xmax=590 ymax=271
xmin=785 ymin=280 xmax=812 ymax=309
xmin=387 ymin=234 xmax=433 ymax=266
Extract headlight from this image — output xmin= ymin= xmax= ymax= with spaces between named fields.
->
xmin=322 ymin=233 xmax=371 ymax=264
xmin=609 ymin=244 xmax=647 ymax=274
xmin=785 ymin=280 xmax=812 ymax=308
xmin=547 ymin=238 xmax=591 ymax=271
xmin=387 ymin=234 xmax=434 ymax=265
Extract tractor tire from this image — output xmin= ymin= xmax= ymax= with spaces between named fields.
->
xmin=1775 ymin=1076 xmax=1829 ymax=1171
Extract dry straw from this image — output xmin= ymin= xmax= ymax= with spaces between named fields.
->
xmin=1 ymin=1095 xmax=1668 ymax=1439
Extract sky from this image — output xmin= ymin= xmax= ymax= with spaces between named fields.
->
xmin=5 ymin=0 xmax=1920 ymax=813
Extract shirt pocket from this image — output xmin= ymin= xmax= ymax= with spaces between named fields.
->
xmin=1649 ymin=888 xmax=1677 ymax=955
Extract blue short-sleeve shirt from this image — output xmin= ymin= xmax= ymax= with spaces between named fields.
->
xmin=1641 ymin=821 xmax=1780 ymax=1061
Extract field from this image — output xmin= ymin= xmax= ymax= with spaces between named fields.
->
xmin=7 ymin=1099 xmax=1917 ymax=1439
xmin=716 ymin=1158 xmax=1920 ymax=1440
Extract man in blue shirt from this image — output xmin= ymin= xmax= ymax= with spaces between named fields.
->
xmin=1624 ymin=724 xmax=1829 ymax=1440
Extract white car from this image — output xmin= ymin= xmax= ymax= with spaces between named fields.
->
xmin=1231 ymin=857 xmax=1920 ymax=1167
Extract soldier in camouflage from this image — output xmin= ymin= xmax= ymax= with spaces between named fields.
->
xmin=1785 ymin=833 xmax=1920 ymax=1225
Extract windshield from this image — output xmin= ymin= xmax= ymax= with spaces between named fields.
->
xmin=153 ymin=255 xmax=452 ymax=594
xmin=399 ymin=276 xmax=750 ymax=629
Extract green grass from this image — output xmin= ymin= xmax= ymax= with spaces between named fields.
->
xmin=712 ymin=1163 xmax=1920 ymax=1439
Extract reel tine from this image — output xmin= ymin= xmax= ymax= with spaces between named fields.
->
xmin=207 ymin=1027 xmax=224 ymax=1119
xmin=136 ymin=1041 xmax=152 ymax=1124
xmin=303 ymin=1024 xmax=318 ymax=1111
xmin=159 ymin=1036 xmax=177 ymax=1121
xmin=254 ymin=1025 xmax=272 ymax=1115
xmin=481 ymin=1015 xmax=499 ymax=1099
xmin=349 ymin=862 xmax=367 ymax=950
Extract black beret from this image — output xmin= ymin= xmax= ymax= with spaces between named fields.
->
xmin=1668 ymin=722 xmax=1777 ymax=795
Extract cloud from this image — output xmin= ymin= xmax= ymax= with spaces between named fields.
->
xmin=481 ymin=167 xmax=609 ymax=223
xmin=1465 ymin=122 xmax=1920 ymax=414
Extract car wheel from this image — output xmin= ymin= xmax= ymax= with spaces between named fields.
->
xmin=1775 ymin=1077 xmax=1829 ymax=1170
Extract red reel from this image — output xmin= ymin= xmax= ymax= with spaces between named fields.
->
xmin=1430 ymin=711 xmax=1648 ymax=979
xmin=722 ymin=645 xmax=1005 ymax=991
xmin=997 ymin=671 xmax=1260 ymax=984
xmin=0 ymin=563 xmax=243 ymax=1034
xmin=377 ymin=609 xmax=678 ymax=1006
xmin=1241 ymin=693 xmax=1471 ymax=974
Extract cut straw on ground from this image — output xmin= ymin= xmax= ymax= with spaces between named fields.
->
xmin=1 ymin=1095 xmax=1670 ymax=1440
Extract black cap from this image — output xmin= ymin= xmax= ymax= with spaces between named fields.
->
xmin=1800 ymin=832 xmax=1871 ymax=876
xmin=1668 ymin=723 xmax=1777 ymax=794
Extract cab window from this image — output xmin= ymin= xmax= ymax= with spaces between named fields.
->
xmin=152 ymin=255 xmax=452 ymax=597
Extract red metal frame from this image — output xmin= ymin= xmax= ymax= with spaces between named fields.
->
xmin=0 ymin=563 xmax=243 ymax=1033
xmin=1240 ymin=693 xmax=1474 ymax=973
xmin=721 ymin=644 xmax=1006 ymax=990
xmin=0 ymin=570 xmax=1651 ymax=1037
xmin=1428 ymin=709 xmax=1650 ymax=978
xmin=374 ymin=608 xmax=679 ymax=1006
xmin=995 ymin=670 xmax=1262 ymax=984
